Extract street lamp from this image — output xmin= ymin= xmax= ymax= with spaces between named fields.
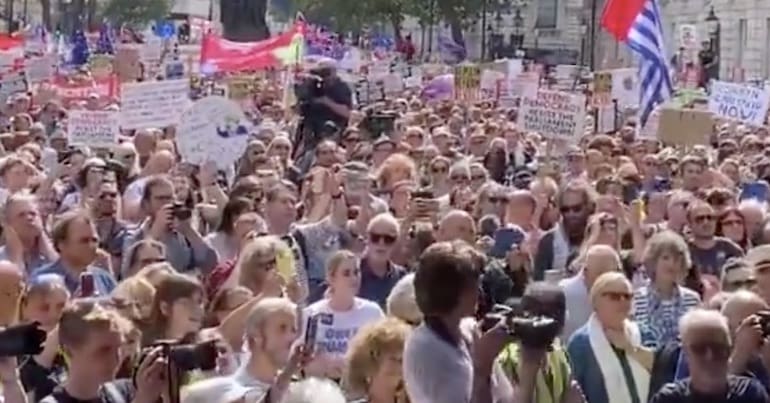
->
xmin=705 ymin=6 xmax=720 ymax=80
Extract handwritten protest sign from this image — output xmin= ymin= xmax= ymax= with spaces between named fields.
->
xmin=707 ymin=80 xmax=770 ymax=126
xmin=67 ymin=110 xmax=120 ymax=148
xmin=355 ymin=79 xmax=385 ymax=106
xmin=516 ymin=90 xmax=586 ymax=140
xmin=115 ymin=46 xmax=142 ymax=82
xmin=25 ymin=55 xmax=56 ymax=83
xmin=480 ymin=70 xmax=503 ymax=100
xmin=226 ymin=75 xmax=255 ymax=101
xmin=454 ymin=64 xmax=481 ymax=101
xmin=89 ymin=55 xmax=114 ymax=80
xmin=0 ymin=71 xmax=28 ymax=102
xmin=658 ymin=108 xmax=712 ymax=146
xmin=120 ymin=79 xmax=191 ymax=130
xmin=177 ymin=96 xmax=252 ymax=169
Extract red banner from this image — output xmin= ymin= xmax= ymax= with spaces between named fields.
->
xmin=51 ymin=74 xmax=119 ymax=106
xmin=200 ymin=24 xmax=304 ymax=73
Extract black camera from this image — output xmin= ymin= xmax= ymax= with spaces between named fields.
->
xmin=149 ymin=340 xmax=218 ymax=372
xmin=294 ymin=74 xmax=325 ymax=103
xmin=758 ymin=311 xmax=770 ymax=338
xmin=171 ymin=202 xmax=192 ymax=221
xmin=0 ymin=322 xmax=47 ymax=357
xmin=480 ymin=305 xmax=561 ymax=350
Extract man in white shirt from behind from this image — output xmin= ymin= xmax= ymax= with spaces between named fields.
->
xmin=559 ymin=245 xmax=622 ymax=340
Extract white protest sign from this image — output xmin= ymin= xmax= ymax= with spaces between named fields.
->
xmin=0 ymin=71 xmax=28 ymax=102
xmin=67 ymin=110 xmax=120 ymax=148
xmin=507 ymin=59 xmax=523 ymax=78
xmin=141 ymin=37 xmax=163 ymax=65
xmin=176 ymin=96 xmax=252 ymax=169
xmin=708 ymin=80 xmax=770 ymax=126
xmin=382 ymin=73 xmax=404 ymax=97
xmin=120 ymin=79 xmax=190 ymax=130
xmin=597 ymin=104 xmax=616 ymax=134
xmin=516 ymin=90 xmax=586 ymax=140
xmin=404 ymin=68 xmax=423 ymax=88
xmin=611 ymin=68 xmax=639 ymax=108
xmin=25 ymin=54 xmax=56 ymax=83
xmin=480 ymin=69 xmax=503 ymax=100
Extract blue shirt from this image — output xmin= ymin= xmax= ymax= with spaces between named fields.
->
xmin=358 ymin=258 xmax=406 ymax=308
xmin=30 ymin=260 xmax=117 ymax=295
xmin=0 ymin=245 xmax=51 ymax=275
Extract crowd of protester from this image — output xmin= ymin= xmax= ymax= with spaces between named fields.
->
xmin=1 ymin=60 xmax=770 ymax=403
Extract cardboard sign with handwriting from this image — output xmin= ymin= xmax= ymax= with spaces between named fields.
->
xmin=657 ymin=108 xmax=713 ymax=146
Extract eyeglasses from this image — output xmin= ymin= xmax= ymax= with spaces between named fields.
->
xmin=601 ymin=291 xmax=632 ymax=302
xmin=432 ymin=166 xmax=448 ymax=174
xmin=693 ymin=214 xmax=715 ymax=224
xmin=99 ymin=191 xmax=118 ymax=200
xmin=560 ymin=204 xmax=583 ymax=214
xmin=369 ymin=233 xmax=397 ymax=245
xmin=727 ymin=278 xmax=757 ymax=289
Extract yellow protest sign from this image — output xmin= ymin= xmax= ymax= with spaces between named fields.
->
xmin=593 ymin=71 xmax=612 ymax=105
xmin=454 ymin=64 xmax=481 ymax=102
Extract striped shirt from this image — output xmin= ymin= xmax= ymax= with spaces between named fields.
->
xmin=632 ymin=285 xmax=700 ymax=349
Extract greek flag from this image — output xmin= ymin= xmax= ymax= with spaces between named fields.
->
xmin=625 ymin=0 xmax=673 ymax=127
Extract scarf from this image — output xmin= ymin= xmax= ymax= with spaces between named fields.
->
xmin=587 ymin=315 xmax=650 ymax=403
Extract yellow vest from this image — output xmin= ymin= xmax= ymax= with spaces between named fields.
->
xmin=497 ymin=341 xmax=571 ymax=403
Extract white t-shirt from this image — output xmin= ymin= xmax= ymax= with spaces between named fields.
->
xmin=301 ymin=297 xmax=384 ymax=363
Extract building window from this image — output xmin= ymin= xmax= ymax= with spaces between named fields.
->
xmin=534 ymin=0 xmax=558 ymax=29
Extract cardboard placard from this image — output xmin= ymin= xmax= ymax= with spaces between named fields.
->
xmin=657 ymin=108 xmax=713 ymax=146
xmin=67 ymin=110 xmax=120 ymax=148
xmin=516 ymin=90 xmax=586 ymax=141
xmin=593 ymin=71 xmax=612 ymax=105
xmin=707 ymin=80 xmax=770 ymax=126
xmin=115 ymin=46 xmax=141 ymax=82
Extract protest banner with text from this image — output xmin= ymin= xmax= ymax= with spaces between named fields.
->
xmin=67 ymin=110 xmax=120 ymax=148
xmin=516 ymin=90 xmax=586 ymax=141
xmin=120 ymin=79 xmax=191 ymax=130
xmin=708 ymin=80 xmax=770 ymax=126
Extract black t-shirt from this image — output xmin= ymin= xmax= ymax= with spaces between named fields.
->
xmin=304 ymin=77 xmax=352 ymax=133
xmin=649 ymin=375 xmax=768 ymax=403
xmin=687 ymin=237 xmax=744 ymax=277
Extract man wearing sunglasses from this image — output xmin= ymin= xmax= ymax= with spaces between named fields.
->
xmin=649 ymin=308 xmax=768 ymax=403
xmin=358 ymin=213 xmax=405 ymax=308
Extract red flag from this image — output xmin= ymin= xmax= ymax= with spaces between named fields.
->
xmin=601 ymin=0 xmax=646 ymax=41
xmin=200 ymin=23 xmax=305 ymax=73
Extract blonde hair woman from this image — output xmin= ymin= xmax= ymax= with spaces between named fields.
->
xmin=344 ymin=317 xmax=411 ymax=403
xmin=302 ymin=250 xmax=384 ymax=380
xmin=566 ymin=272 xmax=654 ymax=403
xmin=224 ymin=235 xmax=304 ymax=303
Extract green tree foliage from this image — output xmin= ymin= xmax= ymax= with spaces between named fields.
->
xmin=102 ymin=0 xmax=170 ymax=26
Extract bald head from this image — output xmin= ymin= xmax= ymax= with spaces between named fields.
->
xmin=721 ymin=290 xmax=768 ymax=334
xmin=437 ymin=210 xmax=476 ymax=244
xmin=145 ymin=150 xmax=175 ymax=175
xmin=584 ymin=245 xmax=621 ymax=290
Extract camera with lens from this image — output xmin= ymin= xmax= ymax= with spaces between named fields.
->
xmin=294 ymin=72 xmax=326 ymax=104
xmin=480 ymin=305 xmax=561 ymax=350
xmin=171 ymin=202 xmax=192 ymax=221
xmin=758 ymin=311 xmax=770 ymax=338
xmin=148 ymin=340 xmax=218 ymax=372
xmin=0 ymin=322 xmax=47 ymax=357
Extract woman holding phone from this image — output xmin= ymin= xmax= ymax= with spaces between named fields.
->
xmin=302 ymin=250 xmax=384 ymax=380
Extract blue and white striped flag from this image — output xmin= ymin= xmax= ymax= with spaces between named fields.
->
xmin=602 ymin=0 xmax=673 ymax=127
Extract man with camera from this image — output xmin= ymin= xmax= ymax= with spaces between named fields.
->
xmin=122 ymin=175 xmax=217 ymax=276
xmin=294 ymin=61 xmax=352 ymax=163
xmin=38 ymin=301 xmax=165 ymax=403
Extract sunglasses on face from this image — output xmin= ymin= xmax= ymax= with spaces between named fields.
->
xmin=687 ymin=341 xmax=730 ymax=359
xmin=560 ymin=204 xmax=583 ymax=214
xmin=432 ymin=166 xmax=448 ymax=174
xmin=601 ymin=291 xmax=632 ymax=301
xmin=369 ymin=232 xmax=397 ymax=245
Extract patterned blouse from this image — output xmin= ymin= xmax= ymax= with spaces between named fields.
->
xmin=631 ymin=285 xmax=701 ymax=349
